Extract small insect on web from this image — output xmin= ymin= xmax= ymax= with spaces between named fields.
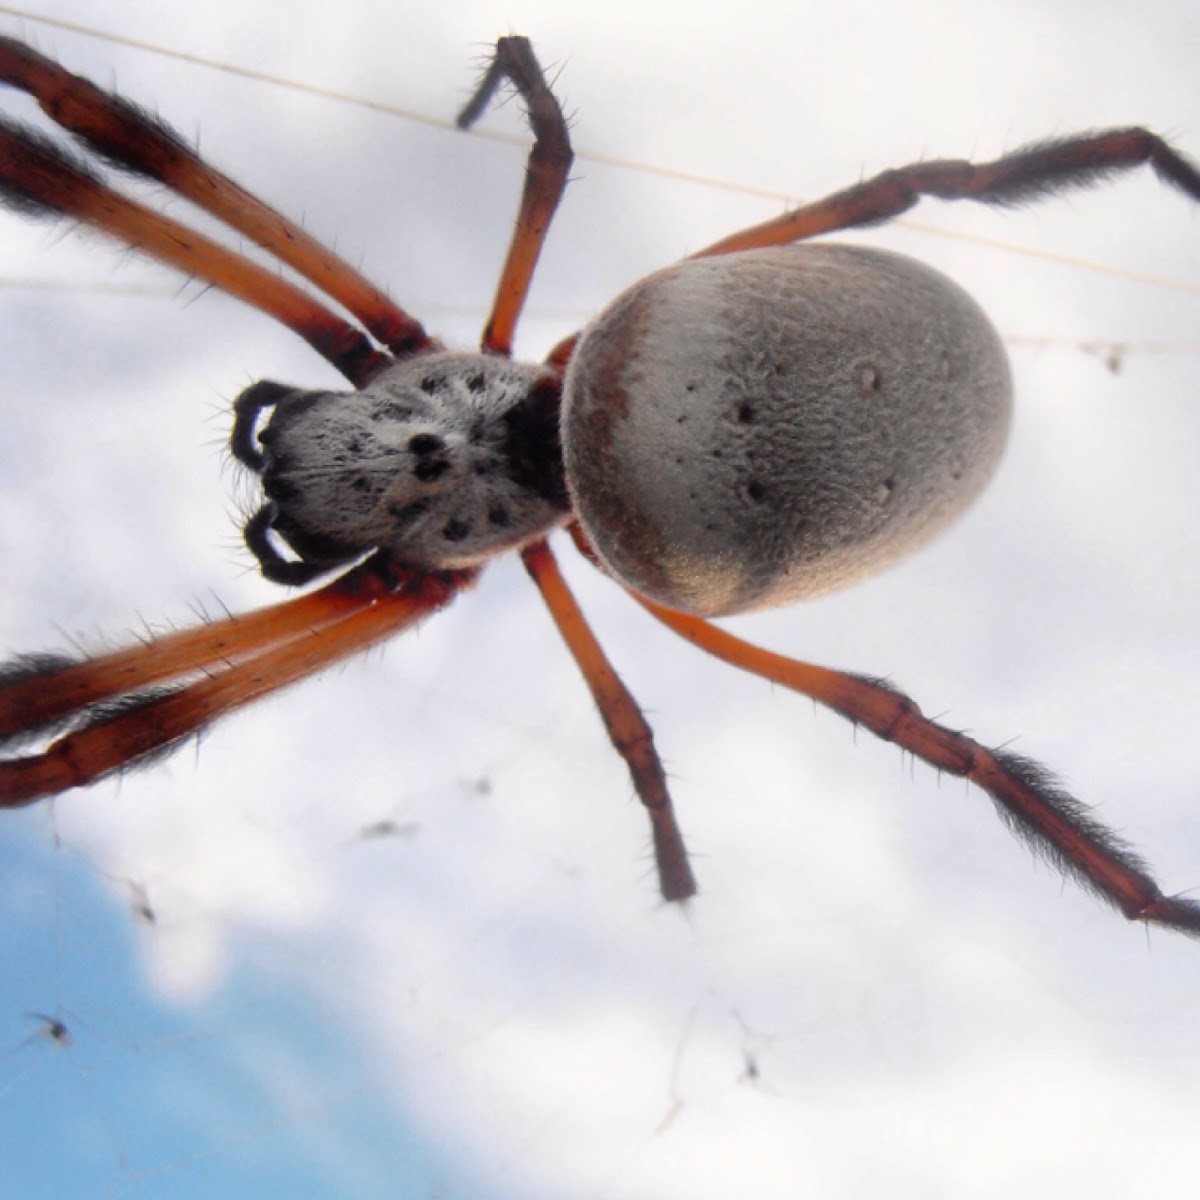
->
xmin=1 ymin=33 xmax=1199 ymax=934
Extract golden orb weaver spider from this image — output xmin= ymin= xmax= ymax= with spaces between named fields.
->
xmin=0 ymin=34 xmax=1198 ymax=933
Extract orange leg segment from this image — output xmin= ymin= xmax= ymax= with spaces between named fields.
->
xmin=457 ymin=37 xmax=573 ymax=358
xmin=696 ymin=128 xmax=1200 ymax=259
xmin=0 ymin=122 xmax=391 ymax=386
xmin=0 ymin=36 xmax=430 ymax=360
xmin=522 ymin=539 xmax=696 ymax=901
xmin=0 ymin=558 xmax=419 ymax=739
xmin=0 ymin=563 xmax=475 ymax=808
xmin=641 ymin=597 xmax=1200 ymax=936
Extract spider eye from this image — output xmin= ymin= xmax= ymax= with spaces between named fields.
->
xmin=407 ymin=432 xmax=445 ymax=456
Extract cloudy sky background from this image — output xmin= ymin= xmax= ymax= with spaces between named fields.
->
xmin=1 ymin=1 xmax=1199 ymax=1196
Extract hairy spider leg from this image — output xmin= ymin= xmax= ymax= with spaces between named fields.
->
xmin=0 ymin=36 xmax=430 ymax=365
xmin=695 ymin=128 xmax=1200 ymax=258
xmin=456 ymin=36 xmax=574 ymax=358
xmin=522 ymin=539 xmax=695 ymax=901
xmin=463 ymin=42 xmax=691 ymax=898
xmin=0 ymin=563 xmax=475 ymax=807
xmin=640 ymin=596 xmax=1200 ymax=936
xmin=0 ymin=120 xmax=389 ymax=384
xmin=0 ymin=558 xmax=407 ymax=738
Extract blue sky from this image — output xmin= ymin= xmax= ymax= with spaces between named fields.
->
xmin=3 ymin=821 xmax=511 ymax=1199
xmin=2 ymin=1 xmax=1199 ymax=1197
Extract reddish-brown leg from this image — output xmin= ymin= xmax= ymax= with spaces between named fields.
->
xmin=0 ymin=564 xmax=476 ymax=808
xmin=521 ymin=539 xmax=696 ymax=901
xmin=641 ymin=598 xmax=1200 ymax=937
xmin=0 ymin=36 xmax=431 ymax=358
xmin=457 ymin=37 xmax=573 ymax=357
xmin=696 ymin=129 xmax=1200 ymax=258
xmin=0 ymin=557 xmax=419 ymax=739
xmin=0 ymin=121 xmax=389 ymax=386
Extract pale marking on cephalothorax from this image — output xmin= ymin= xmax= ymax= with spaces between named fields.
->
xmin=255 ymin=351 xmax=569 ymax=571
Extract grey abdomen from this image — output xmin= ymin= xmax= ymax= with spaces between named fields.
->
xmin=562 ymin=244 xmax=1012 ymax=616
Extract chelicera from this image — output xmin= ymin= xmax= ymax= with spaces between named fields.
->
xmin=1 ymin=35 xmax=1199 ymax=932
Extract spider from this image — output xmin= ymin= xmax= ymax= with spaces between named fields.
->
xmin=0 ymin=34 xmax=1198 ymax=934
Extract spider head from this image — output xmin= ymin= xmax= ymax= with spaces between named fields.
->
xmin=232 ymin=352 xmax=571 ymax=585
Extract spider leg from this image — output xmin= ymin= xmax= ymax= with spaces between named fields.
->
xmin=641 ymin=597 xmax=1200 ymax=937
xmin=696 ymin=128 xmax=1200 ymax=257
xmin=0 ymin=557 xmax=398 ymax=740
xmin=521 ymin=539 xmax=696 ymax=902
xmin=0 ymin=561 xmax=476 ymax=808
xmin=0 ymin=37 xmax=430 ymax=360
xmin=457 ymin=37 xmax=573 ymax=357
xmin=0 ymin=120 xmax=390 ymax=385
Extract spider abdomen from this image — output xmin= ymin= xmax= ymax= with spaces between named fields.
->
xmin=562 ymin=243 xmax=1012 ymax=616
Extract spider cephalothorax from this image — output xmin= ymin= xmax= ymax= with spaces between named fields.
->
xmin=232 ymin=352 xmax=569 ymax=584
xmin=2 ymin=33 xmax=1200 ymax=935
